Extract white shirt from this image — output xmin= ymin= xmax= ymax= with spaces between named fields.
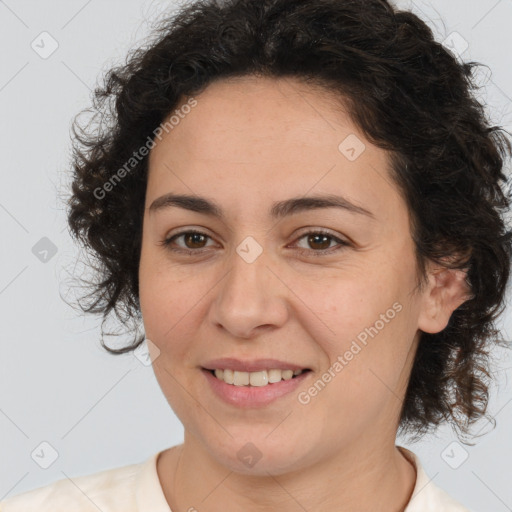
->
xmin=0 ymin=446 xmax=471 ymax=511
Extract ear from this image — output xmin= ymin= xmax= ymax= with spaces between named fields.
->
xmin=417 ymin=262 xmax=474 ymax=334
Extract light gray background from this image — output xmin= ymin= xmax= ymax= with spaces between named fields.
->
xmin=0 ymin=0 xmax=511 ymax=510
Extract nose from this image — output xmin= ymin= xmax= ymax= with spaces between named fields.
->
xmin=208 ymin=247 xmax=290 ymax=340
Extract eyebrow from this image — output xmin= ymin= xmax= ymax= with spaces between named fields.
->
xmin=148 ymin=193 xmax=376 ymax=220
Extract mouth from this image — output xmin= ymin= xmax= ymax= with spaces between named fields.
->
xmin=203 ymin=367 xmax=312 ymax=387
xmin=201 ymin=366 xmax=313 ymax=408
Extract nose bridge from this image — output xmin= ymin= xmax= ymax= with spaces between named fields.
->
xmin=210 ymin=239 xmax=288 ymax=337
xmin=222 ymin=240 xmax=271 ymax=309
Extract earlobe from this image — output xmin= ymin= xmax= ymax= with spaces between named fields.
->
xmin=417 ymin=266 xmax=473 ymax=334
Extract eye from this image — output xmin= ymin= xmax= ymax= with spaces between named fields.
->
xmin=291 ymin=229 xmax=350 ymax=257
xmin=158 ymin=229 xmax=215 ymax=254
xmin=158 ymin=228 xmax=350 ymax=257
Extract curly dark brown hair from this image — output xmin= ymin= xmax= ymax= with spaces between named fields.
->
xmin=64 ymin=0 xmax=512 ymax=443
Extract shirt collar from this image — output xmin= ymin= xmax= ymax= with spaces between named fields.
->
xmin=135 ymin=450 xmax=172 ymax=512
xmin=399 ymin=445 xmax=468 ymax=511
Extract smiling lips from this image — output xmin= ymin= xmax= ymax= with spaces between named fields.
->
xmin=203 ymin=366 xmax=311 ymax=407
xmin=201 ymin=357 xmax=311 ymax=387
xmin=201 ymin=357 xmax=310 ymax=373
xmin=212 ymin=368 xmax=306 ymax=387
xmin=201 ymin=357 xmax=312 ymax=405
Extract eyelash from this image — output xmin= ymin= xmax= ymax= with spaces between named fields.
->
xmin=158 ymin=229 xmax=350 ymax=257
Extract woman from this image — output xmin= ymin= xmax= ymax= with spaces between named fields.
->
xmin=2 ymin=0 xmax=510 ymax=510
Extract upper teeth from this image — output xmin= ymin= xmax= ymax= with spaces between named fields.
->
xmin=214 ymin=368 xmax=304 ymax=387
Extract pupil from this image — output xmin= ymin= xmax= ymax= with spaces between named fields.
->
xmin=186 ymin=233 xmax=206 ymax=248
xmin=309 ymin=234 xmax=330 ymax=250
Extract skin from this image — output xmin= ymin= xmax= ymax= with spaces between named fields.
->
xmin=138 ymin=75 xmax=471 ymax=512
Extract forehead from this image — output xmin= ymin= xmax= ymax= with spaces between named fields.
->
xmin=151 ymin=76 xmax=353 ymax=164
xmin=146 ymin=75 xmax=405 ymax=224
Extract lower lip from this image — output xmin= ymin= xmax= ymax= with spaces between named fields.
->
xmin=202 ymin=368 xmax=311 ymax=408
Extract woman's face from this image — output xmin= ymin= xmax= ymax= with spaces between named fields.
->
xmin=139 ymin=76 xmax=444 ymax=474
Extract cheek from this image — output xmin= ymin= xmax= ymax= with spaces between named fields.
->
xmin=139 ymin=249 xmax=199 ymax=340
xmin=297 ymin=272 xmax=415 ymax=397
xmin=301 ymin=312 xmax=415 ymax=437
xmin=295 ymin=269 xmax=404 ymax=352
xmin=139 ymin=263 xmax=205 ymax=417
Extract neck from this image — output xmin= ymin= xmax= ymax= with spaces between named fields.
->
xmin=157 ymin=435 xmax=417 ymax=512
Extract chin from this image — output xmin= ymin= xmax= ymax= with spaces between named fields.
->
xmin=203 ymin=434 xmax=313 ymax=476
